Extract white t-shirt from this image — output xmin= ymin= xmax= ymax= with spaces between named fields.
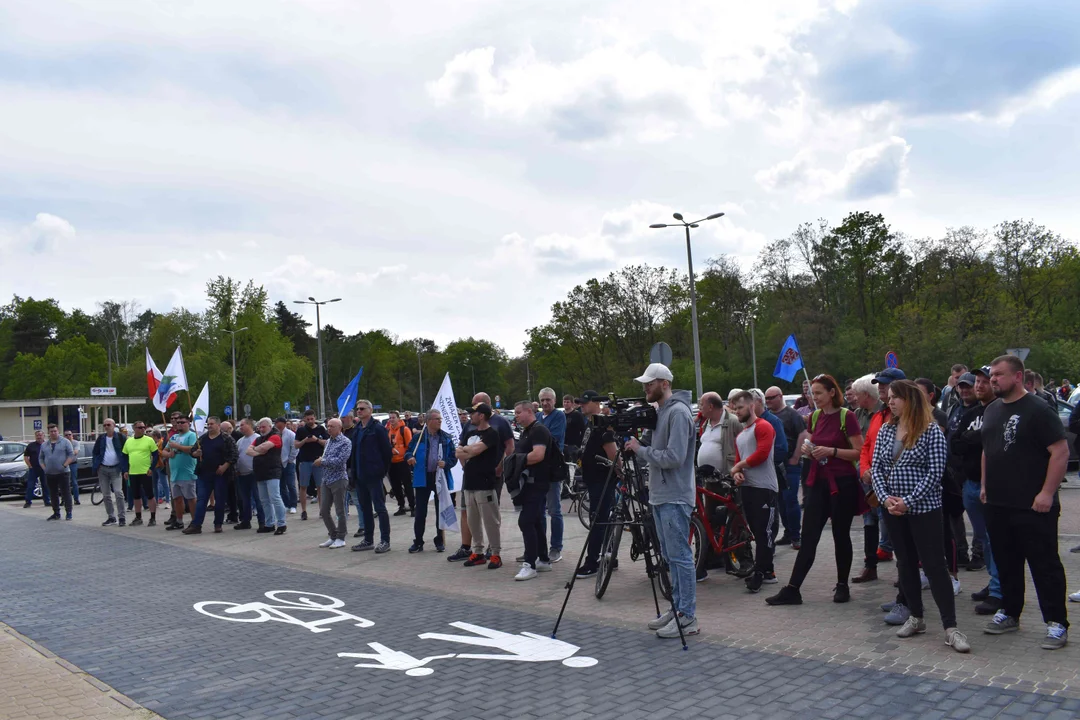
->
xmin=102 ymin=435 xmax=119 ymax=466
xmin=697 ymin=419 xmax=727 ymax=471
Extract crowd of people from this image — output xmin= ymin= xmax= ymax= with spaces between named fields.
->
xmin=20 ymin=354 xmax=1080 ymax=650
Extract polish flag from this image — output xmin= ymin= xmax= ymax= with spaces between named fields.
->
xmin=146 ymin=348 xmax=170 ymax=413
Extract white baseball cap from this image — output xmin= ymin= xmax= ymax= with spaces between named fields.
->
xmin=634 ymin=363 xmax=674 ymax=383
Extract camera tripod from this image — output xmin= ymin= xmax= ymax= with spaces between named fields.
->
xmin=551 ymin=433 xmax=688 ymax=650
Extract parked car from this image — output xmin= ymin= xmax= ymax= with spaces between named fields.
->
xmin=0 ymin=441 xmax=27 ymax=463
xmin=0 ymin=441 xmax=99 ymax=500
xmin=1059 ymin=400 xmax=1078 ymax=469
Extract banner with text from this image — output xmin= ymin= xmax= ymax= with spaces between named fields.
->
xmin=432 ymin=372 xmax=464 ymax=494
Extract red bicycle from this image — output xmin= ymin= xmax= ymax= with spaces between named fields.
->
xmin=689 ymin=468 xmax=754 ymax=576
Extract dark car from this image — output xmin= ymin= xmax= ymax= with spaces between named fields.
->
xmin=1059 ymin=400 xmax=1078 ymax=469
xmin=0 ymin=441 xmax=99 ymax=500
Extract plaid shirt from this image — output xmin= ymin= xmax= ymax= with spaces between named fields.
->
xmin=870 ymin=421 xmax=947 ymax=515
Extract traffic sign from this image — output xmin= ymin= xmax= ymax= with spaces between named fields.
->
xmin=373 ymin=405 xmax=382 ymax=410
xmin=284 ymin=401 xmax=291 ymax=412
xmin=1006 ymin=347 xmax=1030 ymax=361
xmin=33 ymin=419 xmax=42 ymax=430
xmin=305 ymin=405 xmax=311 ymax=411
xmin=885 ymin=351 xmax=899 ymax=369
xmin=243 ymin=403 xmax=252 ymax=417
xmin=224 ymin=405 xmax=232 ymax=417
xmin=649 ymin=342 xmax=673 ymax=367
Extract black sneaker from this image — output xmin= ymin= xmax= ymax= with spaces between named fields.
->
xmin=393 ymin=507 xmax=408 ymax=517
xmin=74 ymin=500 xmax=81 ymax=505
xmin=576 ymin=563 xmax=598 ymax=579
xmin=65 ymin=513 xmax=72 ymax=521
xmin=434 ymin=542 xmax=445 ymax=553
xmin=23 ymin=502 xmax=31 ymax=508
xmin=975 ymin=596 xmax=1003 ymax=615
xmin=746 ymin=571 xmax=764 ymax=593
xmin=763 ymin=571 xmax=778 ymax=584
xmin=776 ymin=534 xmax=792 ymax=546
xmin=147 ymin=518 xmax=157 ymax=527
xmin=233 ymin=522 xmax=251 ymax=530
xmin=118 ymin=518 xmax=126 ymax=527
xmin=972 ymin=585 xmax=991 ymax=601
xmin=766 ymin=585 xmax=803 ymax=606
xmin=130 ymin=517 xmax=143 ymax=527
xmin=354 ymin=529 xmax=365 ymax=538
xmin=833 ymin=582 xmax=851 ymax=603
xmin=301 ymin=510 xmax=308 ymax=521
xmin=447 ymin=546 xmax=471 ymax=562
xmin=463 ymin=553 xmax=488 ymax=567
xmin=46 ymin=513 xmax=61 ymax=521
xmin=352 ymin=541 xmax=374 ymax=551
xmin=181 ymin=525 xmax=202 ymax=535
xmin=256 ymin=526 xmax=275 ymax=534
xmin=408 ymin=540 xmax=424 ymax=554
xmin=967 ymin=555 xmax=986 ymax=571
xmin=102 ymin=517 xmax=117 ymax=527
xmin=274 ymin=526 xmax=287 ymax=535
xmin=167 ymin=520 xmax=185 ymax=531
xmin=696 ymin=567 xmax=709 ymax=583
xmin=956 ymin=551 xmax=971 ymax=567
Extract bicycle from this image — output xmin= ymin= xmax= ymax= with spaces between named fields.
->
xmin=690 ymin=466 xmax=754 ymax=576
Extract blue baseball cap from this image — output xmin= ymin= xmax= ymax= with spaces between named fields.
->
xmin=872 ymin=368 xmax=907 ymax=385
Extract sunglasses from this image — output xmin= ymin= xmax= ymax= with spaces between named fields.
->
xmin=764 ymin=394 xmax=782 ymax=400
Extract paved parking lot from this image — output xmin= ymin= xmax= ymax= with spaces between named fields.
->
xmin=3 ymin=479 xmax=1080 ymax=718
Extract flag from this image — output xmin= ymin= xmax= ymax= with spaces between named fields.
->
xmin=773 ymin=334 xmax=805 ymax=382
xmin=154 ymin=346 xmax=189 ymax=411
xmin=192 ymin=382 xmax=210 ymax=435
xmin=431 ymin=372 xmax=464 ymax=494
xmin=146 ymin=348 xmax=169 ymax=412
xmin=336 ymin=367 xmax=364 ymax=416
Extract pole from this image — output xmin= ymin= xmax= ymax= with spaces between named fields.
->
xmin=230 ymin=331 xmax=238 ymax=421
xmin=316 ymin=304 xmax=325 ymax=420
xmin=470 ymin=365 xmax=476 ymax=398
xmin=750 ymin=317 xmax=758 ymax=389
xmin=417 ymin=349 xmax=425 ymax=410
xmin=526 ymin=358 xmax=532 ymax=399
xmin=802 ymin=367 xmax=818 ymax=410
xmin=685 ymin=225 xmax=704 ymax=402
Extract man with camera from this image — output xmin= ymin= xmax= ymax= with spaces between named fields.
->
xmin=626 ymin=363 xmax=699 ymax=638
xmin=573 ymin=391 xmax=619 ymax=579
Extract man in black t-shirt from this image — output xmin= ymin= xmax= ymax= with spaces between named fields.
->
xmin=294 ymin=410 xmax=328 ymax=520
xmin=23 ymin=430 xmax=49 ymax=507
xmin=455 ymin=403 xmax=503 ymax=569
xmin=573 ymin=391 xmax=618 ymax=579
xmin=981 ymin=355 xmax=1070 ymax=649
xmin=563 ymin=394 xmax=587 ymax=449
xmin=511 ymin=401 xmax=554 ymax=580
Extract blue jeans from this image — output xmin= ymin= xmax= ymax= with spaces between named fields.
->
xmin=863 ymin=506 xmax=894 ymax=551
xmin=347 ymin=487 xmax=366 ymax=529
xmin=25 ymin=467 xmax=49 ymax=505
xmin=69 ymin=465 xmax=79 ymax=501
xmin=963 ymin=480 xmax=1001 ymax=598
xmin=652 ymin=502 xmax=695 ymax=619
xmin=542 ymin=481 xmax=564 ymax=551
xmin=357 ymin=477 xmax=389 ymax=544
xmin=257 ymin=478 xmax=287 ymax=528
xmin=778 ymin=464 xmax=802 ymax=540
xmin=280 ymin=463 xmax=297 ymax=509
xmin=154 ymin=467 xmax=170 ymax=501
xmin=193 ymin=474 xmax=228 ymax=528
xmin=237 ymin=473 xmax=265 ymax=527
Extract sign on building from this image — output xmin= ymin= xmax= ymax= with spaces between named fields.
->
xmin=90 ymin=387 xmax=117 ymax=396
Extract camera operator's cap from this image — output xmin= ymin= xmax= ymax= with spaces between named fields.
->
xmin=972 ymin=365 xmax=992 ymax=378
xmin=956 ymin=372 xmax=977 ymax=387
xmin=634 ymin=362 xmax=673 ymax=383
xmin=464 ymin=402 xmax=493 ymax=419
xmin=575 ymin=390 xmax=603 ymax=404
xmin=871 ymin=367 xmax=906 ymax=385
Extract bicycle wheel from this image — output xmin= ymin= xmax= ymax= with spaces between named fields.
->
xmin=577 ymin=491 xmax=592 ymax=530
xmin=91 ymin=486 xmax=103 ymax=506
xmin=644 ymin=512 xmax=673 ymax=601
xmin=689 ymin=514 xmax=707 ymax=575
xmin=594 ymin=519 xmax=623 ymax=599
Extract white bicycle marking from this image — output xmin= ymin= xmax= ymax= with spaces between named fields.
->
xmin=193 ymin=591 xmax=373 ymax=634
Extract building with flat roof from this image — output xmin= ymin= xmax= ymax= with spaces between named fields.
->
xmin=0 ymin=397 xmax=149 ymax=442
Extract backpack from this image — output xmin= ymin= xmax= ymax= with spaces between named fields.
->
xmin=810 ymin=407 xmax=851 ymax=436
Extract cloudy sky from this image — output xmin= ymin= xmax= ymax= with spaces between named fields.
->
xmin=2 ymin=1 xmax=1079 ymax=354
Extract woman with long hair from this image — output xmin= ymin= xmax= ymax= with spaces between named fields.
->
xmin=767 ymin=374 xmax=864 ymax=605
xmin=871 ymin=380 xmax=970 ymax=653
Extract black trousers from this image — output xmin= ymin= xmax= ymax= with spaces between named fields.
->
xmin=985 ymin=503 xmax=1069 ymax=627
xmin=585 ymin=477 xmax=617 ymax=567
xmin=413 ymin=471 xmax=445 ymax=545
xmin=789 ymin=474 xmax=859 ymax=588
xmin=388 ymin=462 xmax=415 ymax=510
xmin=884 ymin=509 xmax=956 ymax=629
xmin=518 ymin=483 xmax=549 ymax=569
xmin=46 ymin=473 xmax=72 ymax=515
xmin=741 ymin=485 xmax=777 ymax=575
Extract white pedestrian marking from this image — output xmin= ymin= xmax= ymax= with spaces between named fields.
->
xmin=419 ymin=621 xmax=598 ymax=666
xmin=337 ymin=645 xmax=457 ymax=677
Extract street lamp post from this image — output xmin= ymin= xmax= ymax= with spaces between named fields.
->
xmin=463 ymin=361 xmax=476 ymax=398
xmin=417 ymin=346 xmax=425 ymax=411
xmin=650 ymin=212 xmax=726 ymax=402
xmin=222 ymin=327 xmax=249 ymax=420
xmin=293 ymin=297 xmax=341 ymax=420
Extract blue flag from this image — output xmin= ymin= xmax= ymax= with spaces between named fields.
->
xmin=773 ymin=334 xmax=804 ymax=382
xmin=336 ymin=367 xmax=364 ymax=416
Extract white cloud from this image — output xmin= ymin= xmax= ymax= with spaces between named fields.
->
xmin=756 ymin=136 xmax=911 ymax=202
xmin=28 ymin=213 xmax=76 ymax=253
xmin=355 ymin=264 xmax=407 ymax=284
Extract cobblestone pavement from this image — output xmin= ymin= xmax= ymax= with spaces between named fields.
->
xmin=1 ymin=620 xmax=159 ymax=720
xmin=3 ymin=484 xmax=1080 ymax=718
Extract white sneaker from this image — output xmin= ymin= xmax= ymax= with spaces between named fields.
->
xmin=952 ymin=576 xmax=962 ymax=596
xmin=657 ymin=613 xmax=700 ymax=638
xmin=536 ymin=560 xmax=552 ymax=572
xmin=330 ymin=539 xmax=346 ymax=549
xmin=514 ymin=563 xmax=538 ymax=581
xmin=920 ymin=570 xmax=929 ymax=590
xmin=289 ymin=507 xmax=298 ymax=514
xmin=648 ymin=610 xmax=675 ymax=630
xmin=319 ymin=538 xmax=334 ymax=548
xmin=1069 ymin=590 xmax=1080 ymax=603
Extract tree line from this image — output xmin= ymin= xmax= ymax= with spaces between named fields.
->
xmin=2 ymin=213 xmax=1078 ymax=420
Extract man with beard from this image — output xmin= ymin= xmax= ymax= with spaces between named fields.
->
xmin=981 ymin=356 xmax=1070 ymax=649
xmin=729 ymin=391 xmax=778 ymax=594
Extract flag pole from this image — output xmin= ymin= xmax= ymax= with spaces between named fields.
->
xmin=792 ymin=333 xmax=818 ymax=410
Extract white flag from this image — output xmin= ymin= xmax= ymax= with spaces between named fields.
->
xmin=161 ymin=346 xmax=190 ymax=401
xmin=192 ymin=382 xmax=210 ymax=435
xmin=431 ymin=373 xmax=463 ymax=494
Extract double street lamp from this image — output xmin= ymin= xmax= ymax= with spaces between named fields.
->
xmin=293 ymin=297 xmax=341 ymax=419
xmin=462 ymin=361 xmax=476 ymax=399
xmin=649 ymin=211 xmax=726 ymax=402
xmin=222 ymin=327 xmax=249 ymax=420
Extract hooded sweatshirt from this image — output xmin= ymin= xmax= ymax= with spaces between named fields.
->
xmin=635 ymin=389 xmax=695 ymax=506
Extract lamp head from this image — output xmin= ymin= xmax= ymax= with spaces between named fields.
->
xmin=672 ymin=213 xmax=684 ymax=221
xmin=649 ymin=223 xmax=668 ymax=229
xmin=706 ymin=212 xmax=726 ymax=220
xmin=308 ymin=296 xmax=316 ymax=302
